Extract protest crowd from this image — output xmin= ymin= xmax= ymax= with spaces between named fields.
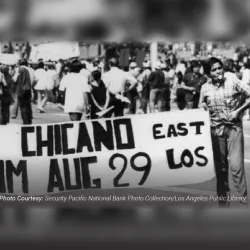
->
xmin=1 ymin=41 xmax=250 ymax=210
xmin=0 ymin=42 xmax=250 ymax=124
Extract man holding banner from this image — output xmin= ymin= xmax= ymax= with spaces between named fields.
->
xmin=200 ymin=57 xmax=250 ymax=207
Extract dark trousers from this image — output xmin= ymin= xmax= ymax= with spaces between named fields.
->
xmin=18 ymin=92 xmax=33 ymax=125
xmin=109 ymin=95 xmax=125 ymax=117
xmin=57 ymin=90 xmax=65 ymax=105
xmin=176 ymin=89 xmax=186 ymax=110
xmin=124 ymin=89 xmax=137 ymax=114
xmin=0 ymin=103 xmax=10 ymax=125
xmin=138 ymin=85 xmax=149 ymax=114
xmin=69 ymin=113 xmax=82 ymax=121
xmin=162 ymin=87 xmax=171 ymax=111
xmin=211 ymin=125 xmax=247 ymax=207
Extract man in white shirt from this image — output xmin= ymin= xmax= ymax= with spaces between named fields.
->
xmin=102 ymin=58 xmax=137 ymax=117
xmin=59 ymin=59 xmax=90 ymax=121
xmin=34 ymin=61 xmax=49 ymax=113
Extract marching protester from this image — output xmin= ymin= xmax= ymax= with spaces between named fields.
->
xmin=102 ymin=58 xmax=136 ymax=117
xmin=183 ymin=60 xmax=207 ymax=109
xmin=137 ymin=61 xmax=151 ymax=114
xmin=161 ymin=63 xmax=171 ymax=111
xmin=89 ymin=70 xmax=112 ymax=119
xmin=171 ymin=71 xmax=189 ymax=110
xmin=124 ymin=62 xmax=140 ymax=115
xmin=200 ymin=57 xmax=250 ymax=207
xmin=147 ymin=61 xmax=165 ymax=113
xmin=46 ymin=64 xmax=58 ymax=103
xmin=0 ymin=65 xmax=13 ymax=125
xmin=11 ymin=59 xmax=35 ymax=119
xmin=59 ymin=59 xmax=90 ymax=121
xmin=34 ymin=61 xmax=49 ymax=113
xmin=12 ymin=63 xmax=33 ymax=125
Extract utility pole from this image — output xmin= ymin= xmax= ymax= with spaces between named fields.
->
xmin=150 ymin=42 xmax=158 ymax=71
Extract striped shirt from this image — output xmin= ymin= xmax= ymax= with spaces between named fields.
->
xmin=199 ymin=72 xmax=250 ymax=136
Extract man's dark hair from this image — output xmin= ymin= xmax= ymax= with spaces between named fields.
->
xmin=19 ymin=59 xmax=28 ymax=67
xmin=38 ymin=61 xmax=45 ymax=69
xmin=204 ymin=57 xmax=224 ymax=75
xmin=109 ymin=58 xmax=118 ymax=67
xmin=92 ymin=70 xmax=102 ymax=81
xmin=93 ymin=60 xmax=99 ymax=67
xmin=224 ymin=59 xmax=235 ymax=73
xmin=70 ymin=59 xmax=83 ymax=73
xmin=244 ymin=59 xmax=250 ymax=70
xmin=191 ymin=60 xmax=200 ymax=70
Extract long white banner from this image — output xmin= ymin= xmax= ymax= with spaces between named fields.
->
xmin=0 ymin=110 xmax=215 ymax=196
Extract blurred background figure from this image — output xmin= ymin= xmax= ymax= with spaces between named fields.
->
xmin=59 ymin=59 xmax=90 ymax=121
xmin=34 ymin=61 xmax=49 ymax=113
xmin=0 ymin=65 xmax=13 ymax=125
xmin=148 ymin=61 xmax=165 ymax=113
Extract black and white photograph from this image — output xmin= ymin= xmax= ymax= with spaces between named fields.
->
xmin=1 ymin=0 xmax=250 ymax=250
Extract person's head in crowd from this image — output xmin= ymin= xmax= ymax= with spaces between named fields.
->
xmin=87 ymin=59 xmax=93 ymax=64
xmin=70 ymin=59 xmax=83 ymax=73
xmin=244 ymin=59 xmax=250 ymax=70
xmin=155 ymin=61 xmax=162 ymax=71
xmin=180 ymin=59 xmax=185 ymax=65
xmin=129 ymin=62 xmax=137 ymax=71
xmin=204 ymin=57 xmax=224 ymax=82
xmin=224 ymin=59 xmax=235 ymax=73
xmin=19 ymin=58 xmax=28 ymax=67
xmin=63 ymin=66 xmax=70 ymax=75
xmin=0 ymin=64 xmax=9 ymax=76
xmin=64 ymin=60 xmax=70 ymax=67
xmin=58 ymin=59 xmax=64 ymax=65
xmin=93 ymin=60 xmax=99 ymax=67
xmin=177 ymin=71 xmax=183 ymax=82
xmin=131 ymin=67 xmax=141 ymax=78
xmin=37 ymin=61 xmax=45 ymax=69
xmin=191 ymin=60 xmax=200 ymax=74
xmin=48 ymin=64 xmax=56 ymax=70
xmin=91 ymin=70 xmax=105 ymax=88
xmin=109 ymin=58 xmax=118 ymax=68
xmin=143 ymin=61 xmax=150 ymax=70
xmin=161 ymin=63 xmax=167 ymax=71
xmin=91 ymin=70 xmax=102 ymax=82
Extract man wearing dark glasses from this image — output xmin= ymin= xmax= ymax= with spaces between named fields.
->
xmin=199 ymin=57 xmax=250 ymax=207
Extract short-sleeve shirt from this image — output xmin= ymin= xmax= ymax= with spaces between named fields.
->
xmin=35 ymin=68 xmax=48 ymax=91
xmin=102 ymin=67 xmax=136 ymax=94
xmin=199 ymin=72 xmax=250 ymax=135
xmin=60 ymin=73 xmax=90 ymax=113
